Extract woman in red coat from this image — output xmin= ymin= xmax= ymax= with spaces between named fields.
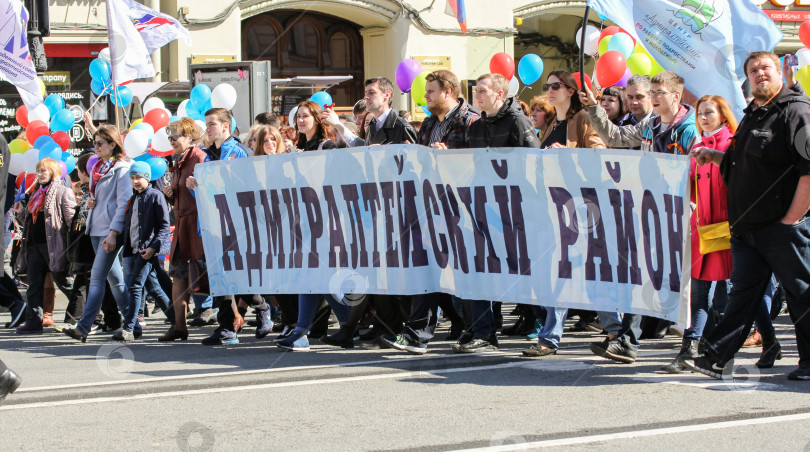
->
xmin=662 ymin=95 xmax=735 ymax=373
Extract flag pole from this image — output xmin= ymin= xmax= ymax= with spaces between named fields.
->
xmin=579 ymin=5 xmax=590 ymax=92
xmin=105 ymin=3 xmax=121 ymax=132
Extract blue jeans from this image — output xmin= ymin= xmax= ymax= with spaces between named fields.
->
xmin=597 ymin=311 xmax=641 ymax=350
xmin=536 ymin=307 xmax=569 ymax=349
xmin=685 ymin=279 xmax=719 ymax=340
xmin=754 ymin=274 xmax=778 ymax=336
xmin=293 ymin=294 xmax=350 ymax=335
xmin=193 ymin=294 xmax=213 ymax=313
xmin=76 ymin=236 xmax=128 ymax=335
xmin=122 ymin=253 xmax=171 ymax=332
xmin=459 ymin=298 xmax=495 ymax=339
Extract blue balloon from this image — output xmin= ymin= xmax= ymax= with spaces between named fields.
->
xmin=131 ymin=122 xmax=155 ymax=143
xmin=134 ymin=153 xmax=152 ymax=162
xmin=421 ymin=105 xmax=431 ymax=116
xmin=517 ymin=54 xmax=544 ymax=86
xmin=62 ymin=152 xmax=76 ymax=174
xmin=309 ymin=91 xmax=333 ymax=107
xmin=230 ymin=115 xmax=237 ymax=134
xmin=169 ymin=115 xmax=181 ymax=123
xmin=33 ymin=135 xmax=55 ymax=150
xmin=112 ymin=86 xmax=133 ymax=107
xmin=38 ymin=143 xmax=61 ymax=161
xmin=89 ymin=58 xmax=111 ymax=83
xmin=146 ymin=156 xmax=167 ymax=181
xmin=608 ymin=33 xmax=635 ymax=59
xmin=191 ymin=84 xmax=212 ymax=107
xmin=598 ymin=12 xmax=609 ymax=21
xmin=189 ymin=112 xmax=204 ymax=122
xmin=50 ymin=109 xmax=75 ymax=133
xmin=44 ymin=94 xmax=65 ymax=118
xmin=91 ymin=78 xmax=111 ymax=96
xmin=203 ymin=99 xmax=212 ymax=114
xmin=185 ymin=99 xmax=201 ymax=117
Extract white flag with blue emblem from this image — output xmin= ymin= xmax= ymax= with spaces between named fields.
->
xmin=0 ymin=0 xmax=42 ymax=108
xmin=587 ymin=0 xmax=783 ymax=118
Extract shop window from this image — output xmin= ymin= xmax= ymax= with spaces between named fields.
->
xmin=244 ymin=18 xmax=281 ymax=63
xmin=329 ymin=32 xmax=351 ymax=68
xmin=289 ymin=22 xmax=320 ymax=66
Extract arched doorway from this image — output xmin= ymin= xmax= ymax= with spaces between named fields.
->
xmin=242 ymin=10 xmax=364 ymax=109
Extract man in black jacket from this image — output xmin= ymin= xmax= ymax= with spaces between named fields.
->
xmin=686 ymin=51 xmax=810 ymax=381
xmin=363 ymin=77 xmax=418 ymax=145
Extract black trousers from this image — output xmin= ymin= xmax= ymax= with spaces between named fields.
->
xmin=217 ymin=294 xmax=268 ymax=331
xmin=24 ymin=244 xmax=73 ymax=326
xmin=370 ymin=295 xmax=410 ymax=338
xmin=401 ymin=293 xmax=442 ymax=345
xmin=0 ymin=272 xmax=23 ymax=308
xmin=274 ymin=294 xmax=299 ymax=327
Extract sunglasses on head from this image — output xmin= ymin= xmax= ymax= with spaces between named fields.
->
xmin=542 ymin=82 xmax=564 ymax=92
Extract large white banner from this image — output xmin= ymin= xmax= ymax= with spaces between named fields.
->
xmin=195 ymin=145 xmax=690 ymax=324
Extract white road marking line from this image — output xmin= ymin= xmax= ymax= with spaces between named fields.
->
xmin=450 ymin=411 xmax=810 ymax=451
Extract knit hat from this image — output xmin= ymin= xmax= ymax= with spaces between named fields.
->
xmin=129 ymin=161 xmax=151 ymax=181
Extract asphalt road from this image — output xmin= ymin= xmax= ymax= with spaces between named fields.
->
xmin=2 ymin=298 xmax=810 ymax=451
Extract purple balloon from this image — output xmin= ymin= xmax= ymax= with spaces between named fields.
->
xmin=58 ymin=161 xmax=67 ymax=178
xmin=395 ymin=59 xmax=423 ymax=93
xmin=87 ymin=154 xmax=99 ymax=174
xmin=614 ymin=67 xmax=633 ymax=88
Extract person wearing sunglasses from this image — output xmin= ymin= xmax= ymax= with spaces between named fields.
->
xmin=540 ymin=71 xmax=605 ymax=149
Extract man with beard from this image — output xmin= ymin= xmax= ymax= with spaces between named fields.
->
xmin=686 ymin=51 xmax=810 ymax=381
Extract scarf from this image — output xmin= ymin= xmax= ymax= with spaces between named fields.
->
xmin=91 ymin=158 xmax=117 ymax=196
xmin=28 ymin=184 xmax=50 ymax=224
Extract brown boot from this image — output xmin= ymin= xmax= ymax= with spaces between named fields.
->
xmin=742 ymin=328 xmax=762 ymax=348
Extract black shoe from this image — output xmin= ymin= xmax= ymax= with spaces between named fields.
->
xmin=787 ymin=366 xmax=810 ymax=381
xmin=501 ymin=317 xmax=525 ymax=336
xmin=589 ymin=338 xmax=637 ymax=364
xmin=0 ymin=368 xmax=22 ymax=405
xmin=188 ymin=308 xmax=217 ymax=327
xmin=445 ymin=322 xmax=463 ymax=341
xmin=452 ymin=337 xmax=499 ymax=353
xmin=681 ymin=355 xmax=730 ymax=380
xmin=63 ymin=327 xmax=87 ymax=343
xmin=457 ymin=330 xmax=474 ymax=345
xmin=522 ymin=343 xmax=557 ymax=357
xmin=661 ymin=338 xmax=698 ymax=374
xmin=272 ymin=326 xmax=295 ymax=343
xmin=4 ymin=299 xmax=26 ymax=329
xmin=321 ymin=329 xmax=355 ymax=348
xmin=756 ymin=335 xmax=782 ymax=369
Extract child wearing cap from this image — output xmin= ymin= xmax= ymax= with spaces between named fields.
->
xmin=115 ymin=161 xmax=171 ymax=341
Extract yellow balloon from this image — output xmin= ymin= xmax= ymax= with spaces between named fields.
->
xmin=650 ymin=59 xmax=665 ymax=76
xmin=627 ymin=53 xmax=652 ymax=76
xmin=410 ymin=71 xmax=431 ymax=107
xmin=37 ymin=77 xmax=45 ymax=96
xmin=796 ymin=66 xmax=810 ymax=92
xmin=8 ymin=138 xmax=30 ymax=154
xmin=130 ymin=118 xmax=144 ymax=131
xmin=598 ymin=36 xmax=612 ymax=56
xmin=633 ymin=42 xmax=650 ymax=57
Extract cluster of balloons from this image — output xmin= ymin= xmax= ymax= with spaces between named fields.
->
xmin=792 ymin=21 xmax=810 ymax=92
xmin=176 ymin=83 xmax=238 ymax=132
xmin=122 ymin=104 xmax=171 ymax=181
xmin=576 ymin=25 xmax=665 ymax=89
xmin=88 ymin=49 xmax=136 ymax=107
xmin=7 ymin=130 xmax=76 ymax=182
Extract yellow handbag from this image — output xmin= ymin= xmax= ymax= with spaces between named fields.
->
xmin=695 ymin=171 xmax=731 ymax=255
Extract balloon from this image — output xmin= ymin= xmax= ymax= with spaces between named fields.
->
xmin=797 ymin=66 xmax=810 ymax=92
xmin=194 ymin=120 xmax=206 ymax=135
xmin=89 ymin=58 xmax=111 ymax=82
xmin=608 ymin=32 xmax=634 ymax=59
xmin=50 ymin=109 xmax=75 ymax=133
xmin=58 ymin=160 xmax=68 ymax=178
xmin=576 ymin=25 xmax=601 ymax=56
xmin=15 ymin=105 xmax=28 ymax=128
xmin=507 ymin=76 xmax=520 ymax=97
xmin=421 ymin=105 xmax=431 ymax=116
xmin=798 ymin=48 xmax=810 ymax=67
xmin=15 ymin=172 xmax=24 ymax=189
xmin=24 ymin=173 xmax=36 ymax=192
xmin=191 ymin=84 xmax=212 ymax=107
xmin=38 ymin=142 xmax=62 ymax=161
xmin=211 ymin=84 xmax=238 ymax=110
xmin=124 ymin=129 xmax=149 ymax=158
xmin=185 ymin=99 xmax=201 ymax=117
xmin=32 ymin=135 xmax=55 ymax=151
xmin=395 ymin=59 xmax=423 ymax=93
xmin=51 ymin=131 xmax=70 ymax=151
xmin=599 ymin=25 xmax=620 ymax=43
xmin=627 ymin=53 xmax=652 ymax=76
xmin=310 ymin=91 xmax=333 ymax=107
xmin=572 ymin=72 xmax=593 ymax=90
xmin=490 ymin=52 xmax=515 ymax=80
xmin=634 ymin=42 xmax=650 ymax=57
xmin=131 ymin=122 xmax=155 ymax=143
xmin=112 ymin=86 xmax=133 ymax=107
xmin=517 ymin=54 xmax=544 ymax=85
xmin=596 ymin=51 xmax=627 ymax=88
xmin=230 ymin=115 xmax=237 ymax=134
xmin=598 ymin=36 xmax=611 ymax=56
xmin=129 ymin=118 xmax=144 ymax=131
xmin=22 ymin=148 xmax=40 ymax=174
xmin=146 ymin=157 xmax=168 ymax=181
xmin=8 ymin=153 xmax=24 ymax=176
xmin=26 ymin=120 xmax=49 ymax=144
xmin=189 ymin=112 xmax=204 ymax=122
xmin=176 ymin=99 xmax=190 ymax=117
xmin=650 ymin=59 xmax=665 ymax=76
xmin=9 ymin=139 xmax=30 ymax=155
xmin=98 ymin=47 xmax=111 ymax=63
xmin=614 ymin=68 xmax=633 ymax=88
xmin=801 ymin=21 xmax=810 ymax=49
xmin=597 ymin=12 xmax=609 ymax=21
xmin=87 ymin=155 xmax=99 ymax=174
xmin=410 ymin=71 xmax=431 ymax=107
xmin=142 ymin=97 xmax=165 ymax=115
xmin=287 ymin=106 xmax=298 ymax=127
xmin=143 ymin=108 xmax=170 ymax=130
xmin=91 ymin=78 xmax=111 ymax=96
xmin=27 ymin=103 xmax=50 ymax=123
xmin=169 ymin=115 xmax=181 ymax=123
xmin=37 ymin=78 xmax=46 ymax=96
xmin=62 ymin=152 xmax=76 ymax=174
xmin=43 ymin=94 xmax=65 ymax=118
xmin=134 ymin=153 xmax=153 ymax=162
xmin=150 ymin=128 xmax=174 ymax=156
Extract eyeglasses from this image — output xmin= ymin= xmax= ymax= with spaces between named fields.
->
xmin=650 ymin=90 xmax=673 ymax=97
xmin=93 ymin=140 xmax=107 ymax=147
xmin=542 ymin=82 xmax=564 ymax=92
xmin=168 ymin=134 xmax=185 ymax=143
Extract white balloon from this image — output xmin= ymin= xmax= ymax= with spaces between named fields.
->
xmin=142 ymin=97 xmax=165 ymax=115
xmin=99 ymin=47 xmax=111 ymax=63
xmin=194 ymin=120 xmax=205 ymax=135
xmin=8 ymin=152 xmax=24 ymax=175
xmin=798 ymin=48 xmax=810 ymax=67
xmin=124 ymin=129 xmax=149 ymax=158
xmin=288 ymin=106 xmax=298 ymax=127
xmin=176 ymin=99 xmax=190 ymax=118
xmin=152 ymin=128 xmax=173 ymax=154
xmin=23 ymin=148 xmax=39 ymax=174
xmin=507 ymin=76 xmax=520 ymax=97
xmin=576 ymin=25 xmax=601 ymax=56
xmin=210 ymin=84 xmax=237 ymax=110
xmin=27 ymin=103 xmax=50 ymax=123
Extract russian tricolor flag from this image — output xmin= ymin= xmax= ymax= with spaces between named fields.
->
xmin=445 ymin=0 xmax=467 ymax=34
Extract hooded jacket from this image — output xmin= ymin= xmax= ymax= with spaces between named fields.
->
xmin=466 ymin=97 xmax=540 ymax=148
xmin=417 ymin=98 xmax=479 ymax=149
xmin=588 ymin=103 xmax=699 ymax=155
xmin=203 ymin=136 xmax=249 ymax=162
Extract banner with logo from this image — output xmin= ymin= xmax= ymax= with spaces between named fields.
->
xmin=194 ymin=145 xmax=691 ymax=323
xmin=0 ymin=0 xmax=43 ymax=108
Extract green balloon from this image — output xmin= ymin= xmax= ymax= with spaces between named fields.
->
xmin=598 ymin=36 xmax=612 ymax=56
xmin=9 ymin=139 xmax=30 ymax=155
xmin=411 ymin=71 xmax=431 ymax=107
xmin=627 ymin=53 xmax=652 ymax=76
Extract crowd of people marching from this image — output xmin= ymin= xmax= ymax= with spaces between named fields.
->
xmin=1 ymin=49 xmax=810 ymax=404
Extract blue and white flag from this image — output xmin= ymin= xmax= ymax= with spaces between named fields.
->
xmin=0 ymin=0 xmax=42 ymax=108
xmin=587 ymin=0 xmax=783 ymax=118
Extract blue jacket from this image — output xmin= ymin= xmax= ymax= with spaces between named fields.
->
xmin=203 ymin=136 xmax=249 ymax=162
xmin=588 ymin=104 xmax=700 ymax=154
xmin=122 ymin=185 xmax=171 ymax=257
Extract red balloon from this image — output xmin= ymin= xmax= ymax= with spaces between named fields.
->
xmin=143 ymin=108 xmax=170 ymax=130
xmin=24 ymin=173 xmax=36 ymax=192
xmin=51 ymin=131 xmax=71 ymax=151
xmin=596 ymin=51 xmax=627 ymax=88
xmin=147 ymin=145 xmax=173 ymax=158
xmin=15 ymin=105 xmax=28 ymax=128
xmin=801 ymin=21 xmax=810 ymax=49
xmin=15 ymin=172 xmax=24 ymax=189
xmin=572 ymin=72 xmax=593 ymax=91
xmin=26 ymin=120 xmax=49 ymax=144
xmin=599 ymin=26 xmax=620 ymax=44
xmin=490 ymin=52 xmax=515 ymax=81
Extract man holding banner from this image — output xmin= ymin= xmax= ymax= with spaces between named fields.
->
xmin=686 ymin=51 xmax=810 ymax=381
